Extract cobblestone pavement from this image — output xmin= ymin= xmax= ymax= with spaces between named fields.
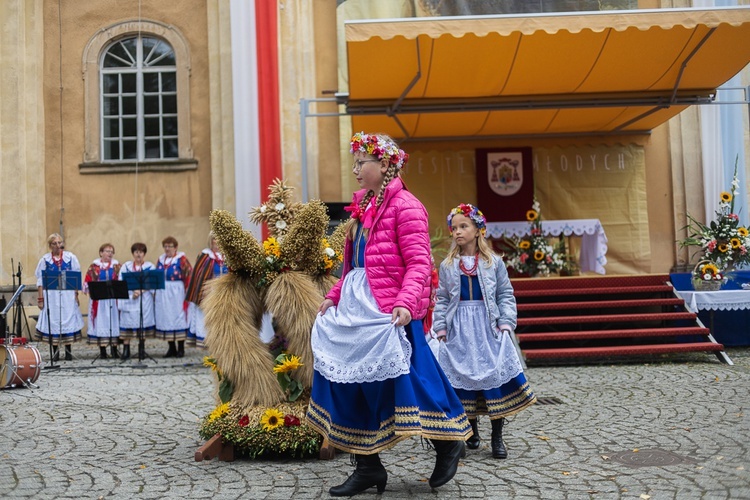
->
xmin=1 ymin=341 xmax=749 ymax=499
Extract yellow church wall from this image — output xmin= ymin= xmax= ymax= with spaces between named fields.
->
xmin=41 ymin=0 xmax=213 ymax=271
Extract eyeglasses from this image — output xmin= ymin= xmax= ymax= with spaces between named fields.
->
xmin=352 ymin=159 xmax=380 ymax=173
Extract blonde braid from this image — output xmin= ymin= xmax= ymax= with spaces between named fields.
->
xmin=375 ymin=166 xmax=398 ymax=209
xmin=345 ymin=164 xmax=397 ymax=240
xmin=360 ymin=191 xmax=374 ymax=212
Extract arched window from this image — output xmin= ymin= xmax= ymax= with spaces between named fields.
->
xmin=82 ymin=20 xmax=194 ymax=172
xmin=101 ymin=36 xmax=178 ymax=161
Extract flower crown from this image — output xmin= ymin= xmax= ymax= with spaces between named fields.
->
xmin=447 ymin=203 xmax=487 ymax=235
xmin=350 ymin=132 xmax=409 ymax=170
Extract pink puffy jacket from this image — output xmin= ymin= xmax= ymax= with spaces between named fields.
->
xmin=326 ymin=177 xmax=432 ymax=320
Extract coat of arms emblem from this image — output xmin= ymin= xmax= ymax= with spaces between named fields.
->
xmin=488 ymin=152 xmax=523 ymax=196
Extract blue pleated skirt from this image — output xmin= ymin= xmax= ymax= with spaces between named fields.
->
xmin=453 ymin=371 xmax=536 ymax=420
xmin=307 ymin=319 xmax=471 ymax=454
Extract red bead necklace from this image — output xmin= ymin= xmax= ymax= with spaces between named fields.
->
xmin=459 ymin=252 xmax=479 ymax=275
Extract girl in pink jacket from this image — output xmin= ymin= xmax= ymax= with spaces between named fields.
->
xmin=308 ymin=132 xmax=470 ymax=496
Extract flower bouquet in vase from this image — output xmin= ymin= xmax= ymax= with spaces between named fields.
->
xmin=680 ymin=161 xmax=749 ymax=291
xmin=504 ymin=200 xmax=565 ymax=278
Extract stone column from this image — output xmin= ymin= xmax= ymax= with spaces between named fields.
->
xmin=0 ymin=0 xmax=47 ymax=283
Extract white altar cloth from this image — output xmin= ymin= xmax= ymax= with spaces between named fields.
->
xmin=485 ymin=219 xmax=608 ymax=275
xmin=675 ymin=289 xmax=750 ymax=313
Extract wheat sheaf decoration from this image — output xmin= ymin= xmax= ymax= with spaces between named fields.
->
xmin=201 ymin=180 xmax=348 ymax=458
xmin=209 ymin=209 xmax=266 ymax=283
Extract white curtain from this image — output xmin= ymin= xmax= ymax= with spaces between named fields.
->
xmin=696 ymin=0 xmax=748 ymax=228
xmin=719 ymin=77 xmax=748 ymax=227
xmin=699 ymin=102 xmax=724 ymax=223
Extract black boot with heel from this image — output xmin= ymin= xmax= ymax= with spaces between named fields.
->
xmin=329 ymin=453 xmax=387 ymax=497
xmin=52 ymin=346 xmax=60 ymax=362
xmin=64 ymin=344 xmax=72 ymax=361
xmin=99 ymin=346 xmax=108 ymax=359
xmin=466 ymin=418 xmax=481 ymax=450
xmin=429 ymin=439 xmax=465 ymax=489
xmin=491 ymin=417 xmax=507 ymax=459
xmin=176 ymin=340 xmax=185 ymax=358
xmin=120 ymin=344 xmax=131 ymax=361
xmin=110 ymin=344 xmax=120 ymax=359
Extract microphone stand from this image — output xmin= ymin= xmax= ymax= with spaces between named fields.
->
xmin=12 ymin=260 xmax=31 ymax=340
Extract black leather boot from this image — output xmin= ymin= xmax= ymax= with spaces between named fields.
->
xmin=110 ymin=344 xmax=120 ymax=359
xmin=466 ymin=418 xmax=481 ymax=450
xmin=120 ymin=344 xmax=131 ymax=361
xmin=99 ymin=346 xmax=108 ymax=359
xmin=176 ymin=340 xmax=185 ymax=358
xmin=163 ymin=341 xmax=177 ymax=358
xmin=64 ymin=344 xmax=72 ymax=361
xmin=329 ymin=453 xmax=387 ymax=497
xmin=491 ymin=418 xmax=507 ymax=459
xmin=52 ymin=346 xmax=60 ymax=362
xmin=429 ymin=439 xmax=465 ymax=489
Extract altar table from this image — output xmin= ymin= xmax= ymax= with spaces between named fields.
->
xmin=485 ymin=219 xmax=608 ymax=275
xmin=672 ymin=284 xmax=750 ymax=347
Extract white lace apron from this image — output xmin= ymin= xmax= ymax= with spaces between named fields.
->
xmin=438 ymin=300 xmax=523 ymax=391
xmin=311 ymin=268 xmax=412 ymax=384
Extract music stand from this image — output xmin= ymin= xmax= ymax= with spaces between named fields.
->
xmin=1 ymin=285 xmax=25 ymax=319
xmin=122 ymin=270 xmax=164 ymax=366
xmin=88 ymin=280 xmax=129 ymax=364
xmin=42 ymin=270 xmax=82 ymax=370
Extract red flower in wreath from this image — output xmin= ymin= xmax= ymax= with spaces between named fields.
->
xmin=238 ymin=414 xmax=250 ymax=427
xmin=283 ymin=415 xmax=301 ymax=427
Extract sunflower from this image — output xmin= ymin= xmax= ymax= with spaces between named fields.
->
xmin=533 ymin=250 xmax=545 ymax=261
xmin=526 ymin=210 xmax=539 ymax=221
xmin=274 ymin=355 xmax=304 ymax=373
xmin=720 ymin=191 xmax=732 ymax=203
xmin=260 ymin=408 xmax=285 ymax=431
xmin=203 ymin=356 xmax=218 ymax=371
xmin=208 ymin=402 xmax=230 ymax=422
xmin=718 ymin=243 xmax=729 ymax=253
xmin=700 ymin=263 xmax=719 ymax=276
xmin=731 ymin=238 xmax=742 ymax=249
xmin=519 ymin=240 xmax=531 ymax=250
xmin=739 ymin=227 xmax=749 ymax=238
xmin=263 ymin=237 xmax=281 ymax=258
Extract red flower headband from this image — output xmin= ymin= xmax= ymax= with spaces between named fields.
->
xmin=350 ymin=132 xmax=408 ymax=170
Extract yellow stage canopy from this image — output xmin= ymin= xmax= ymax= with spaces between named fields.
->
xmin=344 ymin=7 xmax=750 ymax=141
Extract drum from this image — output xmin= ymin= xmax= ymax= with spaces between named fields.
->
xmin=0 ymin=345 xmax=42 ymax=389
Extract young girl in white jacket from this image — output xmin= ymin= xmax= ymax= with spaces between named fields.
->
xmin=433 ymin=203 xmax=536 ymax=459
